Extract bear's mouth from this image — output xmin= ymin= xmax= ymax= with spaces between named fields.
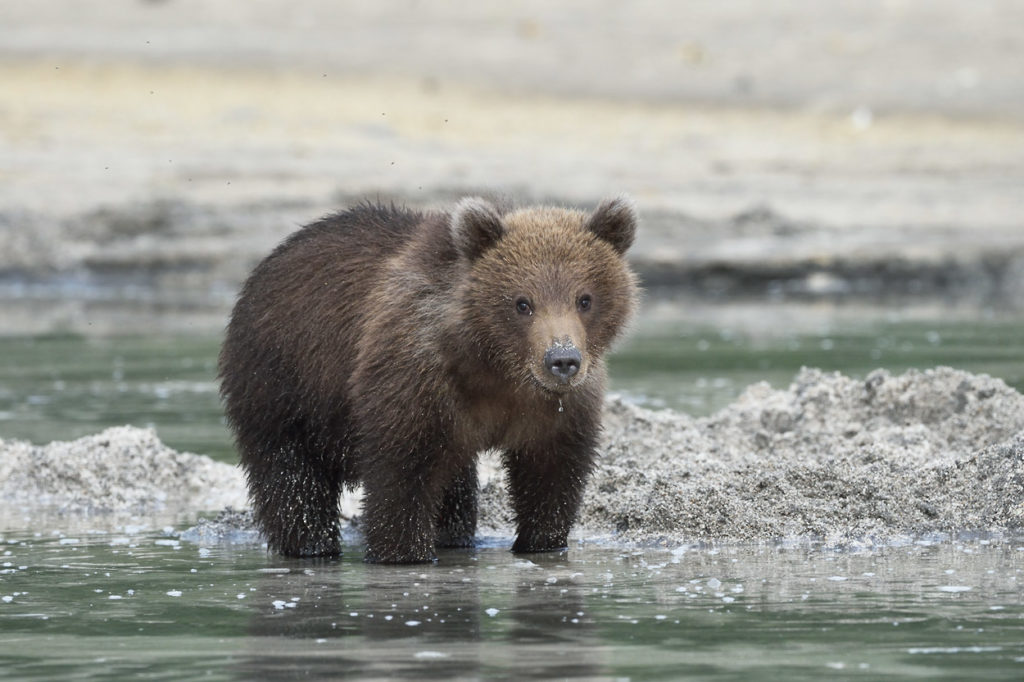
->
xmin=530 ymin=368 xmax=586 ymax=394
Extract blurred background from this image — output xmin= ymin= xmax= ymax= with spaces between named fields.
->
xmin=1 ymin=0 xmax=1023 ymax=456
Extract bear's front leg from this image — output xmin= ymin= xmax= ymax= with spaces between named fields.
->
xmin=503 ymin=435 xmax=596 ymax=554
xmin=360 ymin=455 xmax=448 ymax=564
xmin=435 ymin=461 xmax=479 ymax=548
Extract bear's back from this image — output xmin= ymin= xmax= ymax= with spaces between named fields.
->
xmin=219 ymin=203 xmax=448 ymax=433
xmin=275 ymin=202 xmax=424 ymax=268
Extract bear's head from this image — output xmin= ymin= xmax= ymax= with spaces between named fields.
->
xmin=451 ymin=196 xmax=639 ymax=395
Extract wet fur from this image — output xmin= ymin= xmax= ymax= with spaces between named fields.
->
xmin=219 ymin=198 xmax=639 ymax=562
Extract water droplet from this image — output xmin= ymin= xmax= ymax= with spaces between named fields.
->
xmin=558 ymin=399 xmax=564 ymax=413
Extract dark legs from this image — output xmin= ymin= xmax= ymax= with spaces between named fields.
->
xmin=360 ymin=451 xmax=443 ymax=564
xmin=244 ymin=442 xmax=343 ymax=558
xmin=361 ymin=455 xmax=479 ymax=563
xmin=244 ymin=424 xmax=591 ymax=560
xmin=504 ymin=439 xmax=595 ymax=554
xmin=436 ymin=461 xmax=479 ymax=548
xmin=244 ymin=427 xmax=480 ymax=563
xmin=360 ymin=433 xmax=593 ymax=560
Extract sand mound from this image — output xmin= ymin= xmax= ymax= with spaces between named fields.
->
xmin=488 ymin=366 xmax=1024 ymax=544
xmin=0 ymin=426 xmax=246 ymax=515
xmin=3 ymin=367 xmax=1023 ymax=546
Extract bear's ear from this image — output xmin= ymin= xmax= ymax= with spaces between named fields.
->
xmin=585 ymin=196 xmax=637 ymax=255
xmin=451 ymin=197 xmax=505 ymax=261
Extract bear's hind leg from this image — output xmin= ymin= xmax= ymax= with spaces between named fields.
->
xmin=435 ymin=461 xmax=479 ymax=548
xmin=244 ymin=441 xmax=342 ymax=558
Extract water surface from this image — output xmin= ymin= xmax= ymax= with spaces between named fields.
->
xmin=2 ymin=305 xmax=1024 ymax=680
xmin=2 ymin=308 xmax=1023 ymax=463
xmin=1 ymin=528 xmax=1022 ymax=681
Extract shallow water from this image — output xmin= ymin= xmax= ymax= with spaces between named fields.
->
xmin=609 ymin=308 xmax=1024 ymax=416
xmin=1 ymin=527 xmax=1022 ymax=681
xmin=3 ymin=306 xmax=1024 ymax=680
xmin=0 ymin=335 xmax=228 ymax=459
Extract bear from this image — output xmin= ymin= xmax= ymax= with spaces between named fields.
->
xmin=218 ymin=196 xmax=639 ymax=563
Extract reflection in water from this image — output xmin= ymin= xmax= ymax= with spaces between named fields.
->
xmin=505 ymin=552 xmax=602 ymax=679
xmin=237 ymin=551 xmax=486 ymax=680
xmin=0 ymin=530 xmax=1023 ymax=680
xmin=233 ymin=550 xmax=607 ymax=678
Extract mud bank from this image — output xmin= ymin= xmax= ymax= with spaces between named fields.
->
xmin=0 ymin=426 xmax=246 ymax=519
xmin=3 ymin=367 xmax=1023 ymax=546
xmin=572 ymin=366 xmax=1024 ymax=545
xmin=3 ymin=2 xmax=1023 ymax=335
xmin=4 ymin=198 xmax=1024 ymax=338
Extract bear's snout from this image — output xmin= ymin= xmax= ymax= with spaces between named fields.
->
xmin=544 ymin=344 xmax=582 ymax=383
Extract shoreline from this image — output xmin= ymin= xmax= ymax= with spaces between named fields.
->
xmin=3 ymin=366 xmax=1022 ymax=549
xmin=2 ymin=194 xmax=1023 ymax=337
xmin=2 ymin=40 xmax=1022 ymax=337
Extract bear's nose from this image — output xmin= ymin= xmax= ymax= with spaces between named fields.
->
xmin=544 ymin=346 xmax=582 ymax=383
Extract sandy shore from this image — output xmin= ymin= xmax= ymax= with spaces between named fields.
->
xmin=573 ymin=366 xmax=1024 ymax=545
xmin=0 ymin=426 xmax=246 ymax=531
xmin=2 ymin=2 xmax=1024 ymax=334
xmin=3 ymin=367 xmax=1021 ymax=547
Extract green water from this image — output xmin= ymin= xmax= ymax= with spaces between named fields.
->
xmin=0 ymin=335 xmax=230 ymax=460
xmin=2 ymin=312 xmax=1023 ymax=464
xmin=1 ymin=530 xmax=1022 ymax=681
xmin=2 ymin=307 xmax=1024 ymax=680
xmin=608 ymin=312 xmax=1024 ymax=416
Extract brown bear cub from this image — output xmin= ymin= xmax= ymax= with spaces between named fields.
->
xmin=219 ymin=196 xmax=639 ymax=563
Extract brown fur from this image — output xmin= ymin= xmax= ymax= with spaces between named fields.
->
xmin=218 ymin=197 xmax=639 ymax=563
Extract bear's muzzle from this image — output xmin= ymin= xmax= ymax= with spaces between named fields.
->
xmin=544 ymin=343 xmax=582 ymax=384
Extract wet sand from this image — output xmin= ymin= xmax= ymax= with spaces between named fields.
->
xmin=3 ymin=367 xmax=1021 ymax=547
xmin=574 ymin=367 xmax=1024 ymax=545
xmin=0 ymin=426 xmax=246 ymax=530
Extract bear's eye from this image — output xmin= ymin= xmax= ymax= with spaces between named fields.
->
xmin=577 ymin=294 xmax=593 ymax=312
xmin=515 ymin=297 xmax=533 ymax=315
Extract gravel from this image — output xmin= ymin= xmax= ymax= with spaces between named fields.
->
xmin=3 ymin=367 xmax=1023 ymax=547
xmin=482 ymin=366 xmax=1024 ymax=546
xmin=0 ymin=425 xmax=246 ymax=516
